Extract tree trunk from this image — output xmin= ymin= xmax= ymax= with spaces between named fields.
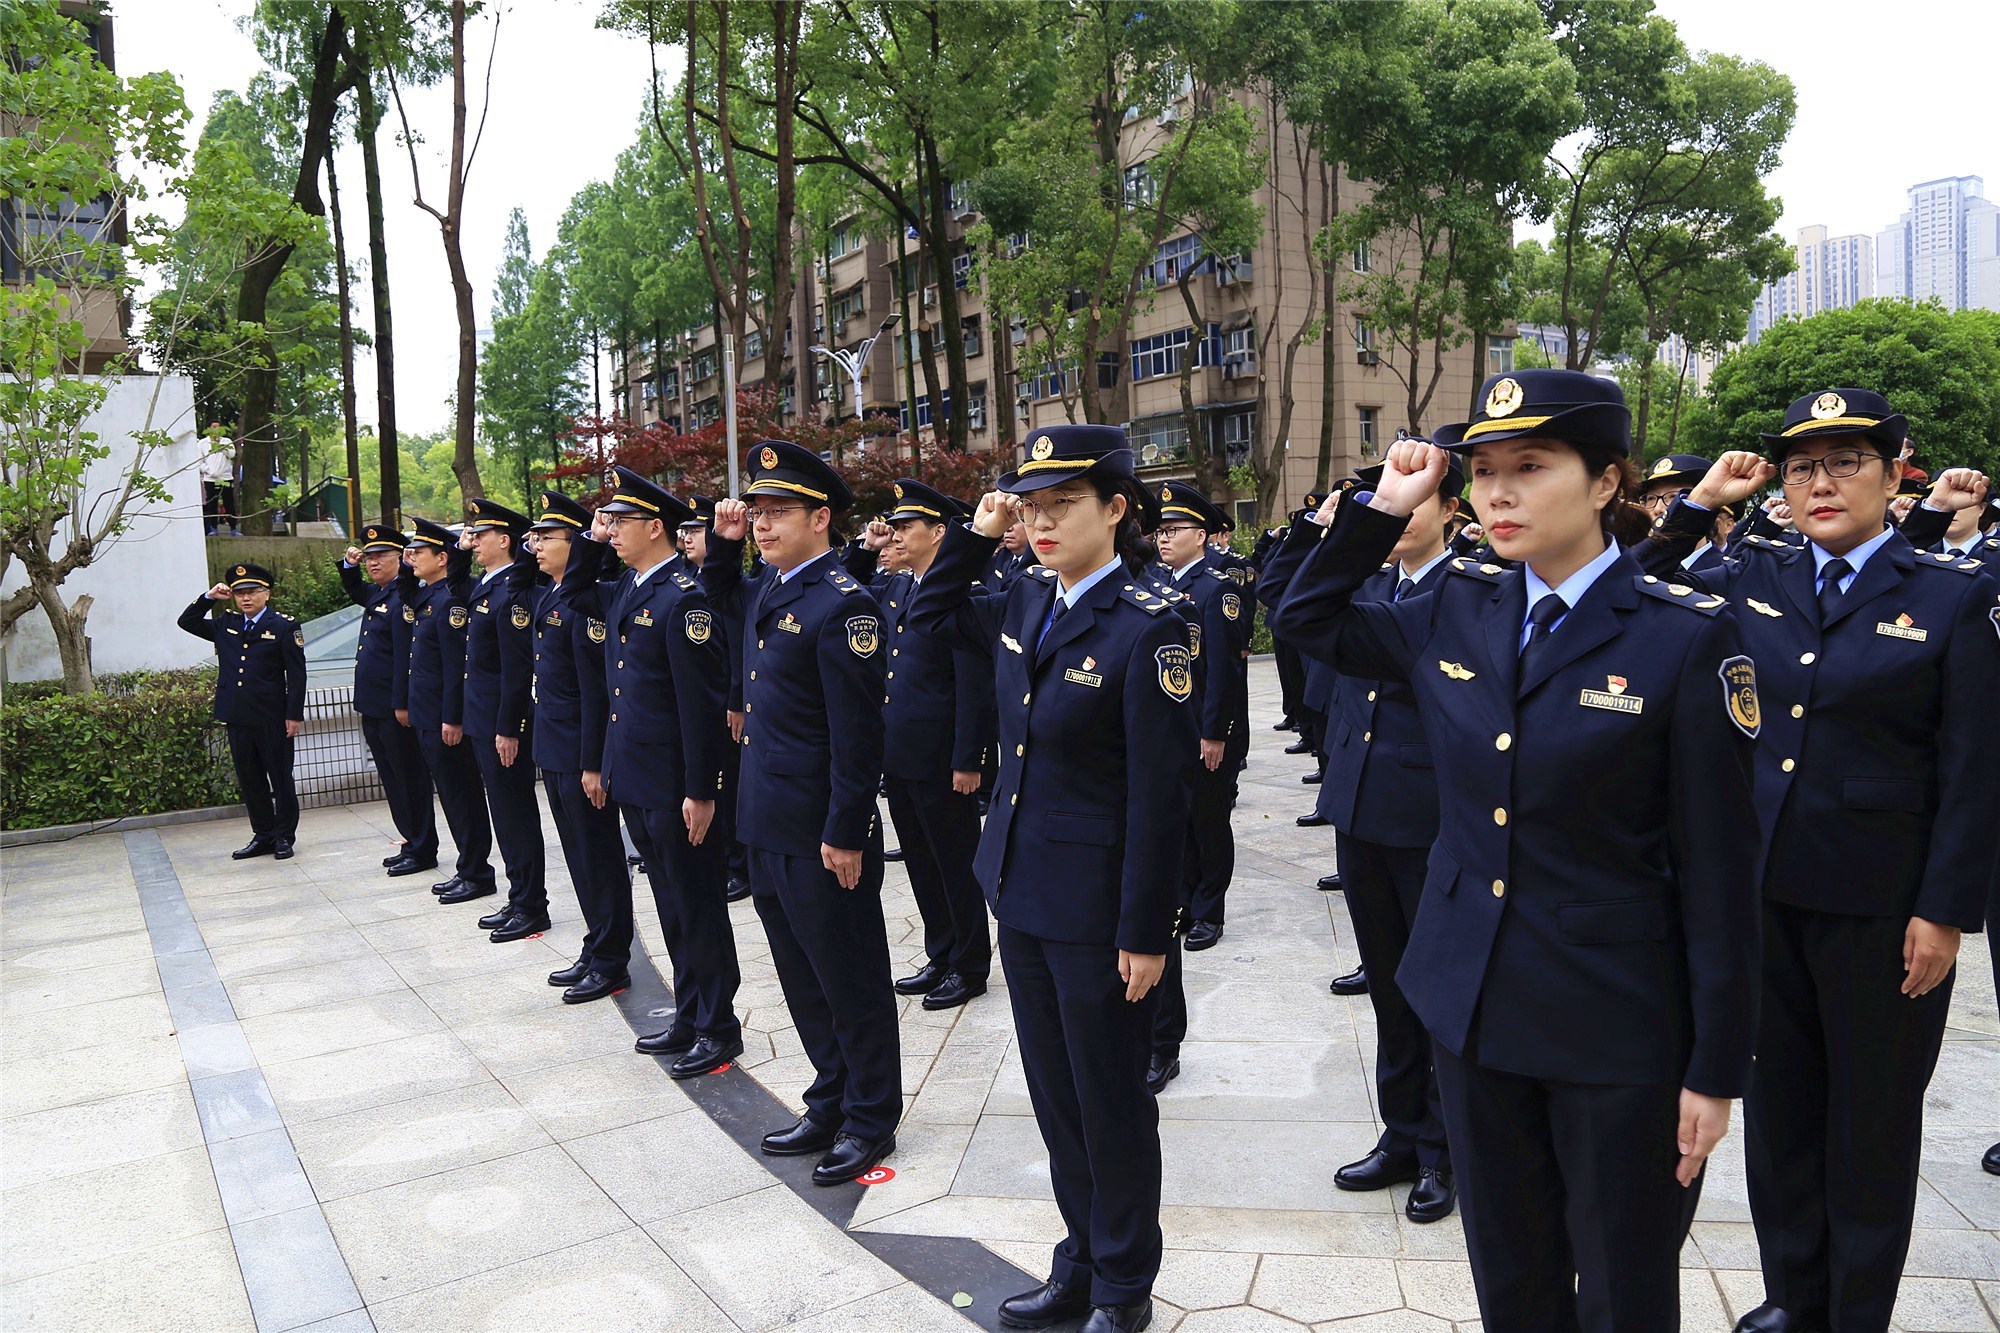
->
xmin=1316 ymin=256 xmax=1338 ymax=491
xmin=920 ymin=134 xmax=970 ymax=451
xmin=761 ymin=0 xmax=800 ymax=388
xmin=1175 ymin=268 xmax=1208 ymax=488
xmin=34 ymin=577 xmax=93 ymax=695
xmin=442 ymin=0 xmax=483 ymax=507
xmin=326 ymin=148 xmax=361 ymax=533
xmin=355 ymin=71 xmax=401 ymax=524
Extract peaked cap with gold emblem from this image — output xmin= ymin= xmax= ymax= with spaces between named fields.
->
xmin=1757 ymin=388 xmax=1907 ymax=460
xmin=1157 ymin=479 xmax=1228 ymax=532
xmin=358 ymin=523 xmax=409 ymax=553
xmin=740 ymin=439 xmax=854 ymax=511
xmin=599 ymin=465 xmax=695 ymax=526
xmin=529 ymin=489 xmax=592 ymax=533
xmin=1434 ymin=369 xmax=1632 ymax=456
xmin=225 ymin=562 xmax=274 ymax=590
xmin=999 ymin=424 xmax=1136 ymax=495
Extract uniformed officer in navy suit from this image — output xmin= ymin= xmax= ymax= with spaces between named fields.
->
xmin=526 ymin=491 xmax=633 ymax=1004
xmin=1637 ymin=454 xmax=1736 ymax=574
xmin=1637 ymin=392 xmax=2000 ymax=1333
xmin=911 ymin=425 xmax=1197 ymax=1333
xmin=846 ymin=478 xmax=996 ymax=1011
xmin=1274 ymin=372 xmax=1764 ymax=1333
xmin=984 ymin=514 xmax=1038 ymax=593
xmin=703 ymin=442 xmax=902 ymax=1187
xmin=460 ymin=499 xmax=550 ymax=943
xmin=339 ymin=526 xmax=438 ymax=874
xmin=575 ymin=467 xmax=744 ymax=1079
xmin=398 ymin=518 xmax=496 ymax=903
xmin=679 ymin=493 xmax=752 ymax=902
xmin=1261 ymin=456 xmax=1466 ymax=1223
xmin=178 ymin=562 xmax=308 ymax=860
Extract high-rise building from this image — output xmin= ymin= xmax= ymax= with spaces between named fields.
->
xmin=1747 ymin=224 xmax=1875 ymax=342
xmin=1876 ymin=176 xmax=2000 ymax=312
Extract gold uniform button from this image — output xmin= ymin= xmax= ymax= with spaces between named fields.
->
xmin=617 ymin=661 xmax=624 ymax=669
xmin=1493 ymin=808 xmax=1507 ymax=827
xmin=1495 ymin=733 xmax=1512 ymax=751
xmin=758 ymin=639 xmax=765 ymax=649
xmin=745 ymin=704 xmax=752 ymax=713
xmin=1782 ymin=758 xmax=1795 ymax=772
xmin=1799 ymin=652 xmax=1815 ymax=665
xmin=1023 ymin=692 xmax=1032 ymax=705
xmin=614 ymin=688 xmax=620 ymax=696
xmin=887 ymin=672 xmax=894 ymax=679
xmin=892 ymin=649 xmax=899 ymax=657
xmin=1015 ymin=744 xmax=1025 ymax=757
xmin=1363 ymin=731 xmax=1372 ymax=742
xmin=749 ymin=671 xmax=756 ymax=680
xmin=1492 ymin=880 xmax=1506 ymax=898
xmin=610 ymin=713 xmax=618 ymax=722
xmin=897 ymin=625 xmax=905 ymax=633
xmin=621 ymin=635 xmax=628 ymax=644
xmin=1367 ymin=690 xmax=1377 ymax=702
xmin=1011 ymin=794 xmax=1018 ymax=806
xmin=1790 ymin=704 xmax=1804 ymax=719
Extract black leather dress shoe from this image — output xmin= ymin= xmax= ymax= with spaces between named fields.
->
xmin=1296 ymin=812 xmax=1330 ymax=827
xmin=669 ymin=1034 xmax=743 ymax=1079
xmin=437 ymin=881 xmax=495 ymax=904
xmin=1733 ymin=1303 xmax=1824 ymax=1333
xmin=1080 ymin=1300 xmax=1152 ymax=1333
xmin=883 ymin=847 xmax=905 ymax=862
xmin=1283 ymin=738 xmax=1312 ymax=755
xmin=1317 ymin=873 xmax=1342 ymax=892
xmin=382 ymin=847 xmax=408 ymax=867
xmin=998 ymin=1278 xmax=1091 ymax=1329
xmin=1301 ymin=770 xmax=1322 ymax=785
xmin=474 ymin=905 xmax=510 ymax=929
xmin=431 ymin=875 xmax=463 ymax=896
xmin=811 ymin=1132 xmax=894 ymax=1185
xmin=1406 ymin=1166 xmax=1456 ymax=1223
xmin=1146 ymin=1052 xmax=1180 ymax=1095
xmin=894 ymin=960 xmax=950 ymax=996
xmin=548 ymin=960 xmax=590 ymax=987
xmin=272 ymin=838 xmax=295 ymax=860
xmin=490 ymin=913 xmax=551 ymax=943
xmin=1184 ymin=921 xmax=1223 ymax=951
xmin=562 ymin=970 xmax=628 ymax=1004
xmin=922 ymin=973 xmax=986 ymax=1011
xmin=1274 ymin=717 xmax=1296 ymax=731
xmin=725 ymin=876 xmax=751 ymax=902
xmin=1329 ymin=965 xmax=1368 ymax=996
xmin=1334 ymin=1146 xmax=1419 ymax=1192
xmin=634 ymin=1027 xmax=694 ymax=1056
xmin=1985 ymin=1142 xmax=2000 ymax=1176
xmin=761 ymin=1115 xmax=841 ymax=1157
xmin=385 ymin=855 xmax=438 ymax=877
xmin=231 ymin=837 xmax=275 ymax=860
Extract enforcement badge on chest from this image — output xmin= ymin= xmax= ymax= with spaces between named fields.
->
xmin=1874 ymin=613 xmax=1927 ymax=643
xmin=777 ymin=612 xmax=802 ymax=635
xmin=685 ymin=609 xmax=712 ymax=644
xmin=1720 ymin=655 xmax=1761 ymax=738
xmin=846 ymin=614 xmax=880 ymax=657
xmin=476 ymin=600 xmax=490 ymax=614
xmin=259 ymin=630 xmax=276 ymax=641
xmin=448 ymin=606 xmax=468 ymax=628
xmin=545 ymin=610 xmax=563 ymax=628
xmin=1156 ymin=644 xmax=1193 ymax=702
xmin=633 ymin=610 xmax=654 ymax=627
xmin=1579 ymin=674 xmax=1644 ymax=715
xmin=1064 ymin=655 xmax=1104 ymax=688
xmin=511 ymin=604 xmax=530 ymax=629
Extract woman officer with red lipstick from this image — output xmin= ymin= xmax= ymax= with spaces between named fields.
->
xmin=1639 ymin=390 xmax=2000 ymax=1333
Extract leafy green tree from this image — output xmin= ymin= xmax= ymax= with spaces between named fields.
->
xmin=1687 ymin=302 xmax=2000 ymax=475
xmin=0 ymin=1 xmax=192 ymax=694
xmin=479 ymin=209 xmax=584 ymax=499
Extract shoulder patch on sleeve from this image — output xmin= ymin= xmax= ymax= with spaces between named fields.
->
xmin=1446 ymin=557 xmax=1506 ymax=585
xmin=1120 ymin=583 xmax=1171 ymax=615
xmin=509 ymin=604 xmax=530 ymax=629
xmin=845 ymin=614 xmax=880 ymax=656
xmin=1720 ymin=655 xmax=1761 ymax=738
xmin=1634 ymin=575 xmax=1725 ymax=613
xmin=448 ymin=605 xmax=469 ymax=629
xmin=1917 ymin=551 xmax=1984 ymax=575
xmin=294 ymin=628 xmax=305 ymax=647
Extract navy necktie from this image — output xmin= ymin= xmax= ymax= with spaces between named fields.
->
xmin=1038 ymin=595 xmax=1068 ymax=649
xmin=1520 ymin=594 xmax=1567 ymax=679
xmin=1817 ymin=557 xmax=1852 ymax=624
xmin=1394 ymin=577 xmax=1415 ymax=603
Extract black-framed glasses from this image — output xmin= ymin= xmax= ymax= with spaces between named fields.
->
xmin=747 ymin=504 xmax=808 ymax=525
xmin=1637 ymin=489 xmax=1690 ymax=511
xmin=1154 ymin=523 xmax=1201 ymax=539
xmin=1781 ymin=450 xmax=1882 ymax=487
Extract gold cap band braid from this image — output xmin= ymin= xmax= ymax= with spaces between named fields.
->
xmin=1013 ymin=457 xmax=1103 ymax=476
xmin=1460 ymin=414 xmax=1554 ymax=440
xmin=1780 ymin=416 xmax=1890 ymax=437
xmin=1160 ymin=505 xmax=1208 ymax=522
xmin=889 ymin=503 xmax=944 ymax=519
xmin=744 ymin=478 xmax=831 ymax=503
xmin=227 ymin=576 xmax=272 ymax=588
xmin=608 ymin=490 xmax=660 ymax=513
xmin=409 ymin=534 xmax=448 ymax=549
xmin=536 ymin=510 xmax=584 ymax=528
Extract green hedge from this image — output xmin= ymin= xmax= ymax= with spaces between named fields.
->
xmin=206 ymin=536 xmax=353 ymax=623
xmin=2 ymin=667 xmax=235 ymax=830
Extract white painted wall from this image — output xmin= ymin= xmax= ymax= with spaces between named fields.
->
xmin=3 ymin=374 xmax=211 ymax=685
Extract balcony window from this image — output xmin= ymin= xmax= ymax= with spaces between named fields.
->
xmin=962 ymin=315 xmax=983 ymax=358
xmin=1128 ymin=415 xmax=1191 ymax=466
xmin=953 ymin=252 xmax=973 ymax=289
xmin=1123 ymin=162 xmax=1158 ymax=208
xmin=1358 ymin=406 xmax=1380 ymax=456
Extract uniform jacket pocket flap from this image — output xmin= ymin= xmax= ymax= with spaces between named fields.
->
xmin=1043 ymin=812 xmax=1119 ymax=846
xmin=1558 ymin=898 xmax=1668 ymax=945
xmin=1425 ymin=846 xmax=1460 ymax=897
xmin=760 ymin=749 xmax=829 ymax=777
xmin=1841 ymin=778 xmax=1924 ymax=813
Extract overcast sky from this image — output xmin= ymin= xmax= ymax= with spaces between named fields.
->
xmin=117 ymin=0 xmax=1995 ymax=436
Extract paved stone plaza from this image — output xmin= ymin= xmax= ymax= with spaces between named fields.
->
xmin=3 ymin=661 xmax=1995 ymax=1332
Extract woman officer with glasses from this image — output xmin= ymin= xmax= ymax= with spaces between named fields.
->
xmin=1641 ymin=389 xmax=2000 ymax=1333
xmin=911 ymin=424 xmax=1197 ymax=1333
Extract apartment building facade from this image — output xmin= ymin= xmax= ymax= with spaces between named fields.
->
xmin=617 ymin=87 xmax=1485 ymax=522
xmin=1876 ymin=176 xmax=2000 ymax=314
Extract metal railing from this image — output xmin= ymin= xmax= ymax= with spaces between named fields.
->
xmin=201 ymin=683 xmax=385 ymax=811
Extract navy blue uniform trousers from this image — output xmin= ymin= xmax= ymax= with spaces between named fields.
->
xmin=1342 ymin=836 xmax=1449 ymax=1172
xmin=747 ymin=844 xmax=901 ymax=1143
xmin=226 ymin=722 xmax=299 ymax=840
xmin=416 ymin=730 xmax=494 ymax=887
xmin=1003 ymin=923 xmax=1162 ymax=1308
xmin=361 ymin=714 xmax=435 ymax=860
xmin=623 ymin=802 xmax=741 ymax=1044
xmin=542 ymin=769 xmax=632 ymax=973
xmin=883 ymin=776 xmax=990 ymax=984
xmin=469 ymin=736 xmax=546 ymax=918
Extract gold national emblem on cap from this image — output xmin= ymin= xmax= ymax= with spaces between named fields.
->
xmin=1485 ymin=377 xmax=1524 ymax=418
xmin=759 ymin=445 xmax=778 ymax=470
xmin=1161 ymin=485 xmax=1173 ymax=502
xmin=1811 ymin=391 xmax=1847 ymax=420
xmin=1029 ymin=435 xmax=1054 ymax=461
xmin=892 ymin=483 xmax=904 ymax=500
xmin=1651 ymin=459 xmax=1673 ymax=477
xmin=235 ymin=565 xmax=247 ymax=576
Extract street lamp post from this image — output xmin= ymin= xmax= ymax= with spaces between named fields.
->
xmin=810 ymin=313 xmax=902 ymax=424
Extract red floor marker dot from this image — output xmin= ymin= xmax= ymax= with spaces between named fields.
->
xmin=857 ymin=1167 xmax=895 ymax=1185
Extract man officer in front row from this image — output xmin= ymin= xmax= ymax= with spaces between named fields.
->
xmin=178 ymin=563 xmax=307 ymax=859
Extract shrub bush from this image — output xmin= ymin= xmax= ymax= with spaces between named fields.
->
xmin=1 ymin=668 xmax=235 ymax=830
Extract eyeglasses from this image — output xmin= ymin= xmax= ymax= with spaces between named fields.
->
xmin=1780 ymin=450 xmax=1883 ymax=487
xmin=598 ymin=512 xmax=653 ymax=527
xmin=747 ymin=504 xmax=807 ymax=525
xmin=1154 ymin=524 xmax=1201 ymax=539
xmin=1017 ymin=493 xmax=1092 ymax=524
xmin=1637 ymin=489 xmax=1690 ymax=511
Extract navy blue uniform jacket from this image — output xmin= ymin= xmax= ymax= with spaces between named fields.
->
xmin=461 ymin=558 xmax=540 ymax=741
xmin=1164 ymin=556 xmax=1243 ymax=744
xmin=910 ymin=524 xmax=1198 ymax=956
xmin=702 ymin=537 xmax=884 ymax=855
xmin=840 ymin=548 xmax=997 ymax=782
xmin=401 ymin=573 xmax=470 ymax=732
xmin=339 ymin=563 xmax=404 ymax=719
xmin=1273 ymin=503 xmax=1763 ymax=1097
xmin=1643 ymin=501 xmax=2000 ymax=931
xmin=177 ymin=599 xmax=307 ymax=726
xmin=532 ymin=539 xmax=612 ymax=775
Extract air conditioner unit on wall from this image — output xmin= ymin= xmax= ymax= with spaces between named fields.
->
xmin=1357 ymin=349 xmax=1380 ymax=366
